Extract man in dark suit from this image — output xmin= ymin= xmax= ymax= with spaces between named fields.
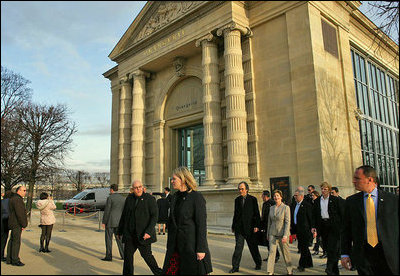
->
xmin=291 ymin=188 xmax=314 ymax=272
xmin=341 ymin=165 xmax=399 ymax=275
xmin=117 ymin=180 xmax=162 ymax=275
xmin=229 ymin=181 xmax=262 ymax=273
xmin=164 ymin=186 xmax=172 ymax=204
xmin=260 ymin=190 xmax=280 ymax=263
xmin=312 ymin=182 xmax=342 ymax=275
xmin=101 ymin=184 xmax=126 ymax=261
xmin=6 ymin=184 xmax=28 ymax=266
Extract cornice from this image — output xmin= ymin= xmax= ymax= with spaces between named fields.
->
xmin=111 ymin=1 xmax=225 ymax=64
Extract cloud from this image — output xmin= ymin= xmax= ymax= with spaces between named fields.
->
xmin=78 ymin=125 xmax=111 ymax=136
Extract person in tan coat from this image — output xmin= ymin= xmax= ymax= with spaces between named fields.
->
xmin=266 ymin=190 xmax=293 ymax=275
xmin=36 ymin=192 xmax=56 ymax=253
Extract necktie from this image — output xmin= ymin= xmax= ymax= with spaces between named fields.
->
xmin=366 ymin=194 xmax=378 ymax=247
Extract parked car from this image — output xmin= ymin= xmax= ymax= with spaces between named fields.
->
xmin=63 ymin=188 xmax=110 ymax=213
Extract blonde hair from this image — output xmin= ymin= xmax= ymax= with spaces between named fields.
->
xmin=172 ymin=166 xmax=197 ymax=191
xmin=320 ymin=181 xmax=332 ymax=191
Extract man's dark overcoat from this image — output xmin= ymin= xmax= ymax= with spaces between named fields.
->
xmin=117 ymin=193 xmax=158 ymax=244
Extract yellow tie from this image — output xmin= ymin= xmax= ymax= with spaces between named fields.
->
xmin=366 ymin=194 xmax=378 ymax=247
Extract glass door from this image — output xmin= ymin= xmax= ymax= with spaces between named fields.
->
xmin=178 ymin=124 xmax=205 ymax=185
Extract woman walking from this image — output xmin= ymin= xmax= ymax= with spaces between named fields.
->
xmin=267 ymin=190 xmax=293 ymax=275
xmin=163 ymin=166 xmax=212 ymax=275
xmin=36 ymin=192 xmax=56 ymax=253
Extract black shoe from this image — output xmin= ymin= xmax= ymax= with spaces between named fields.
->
xmin=39 ymin=247 xmax=45 ymax=252
xmin=158 ymin=232 xmax=161 ymax=235
xmin=11 ymin=261 xmax=25 ymax=266
xmin=1 ymin=257 xmax=6 ymax=262
xmin=44 ymin=249 xmax=51 ymax=253
xmin=255 ymin=264 xmax=261 ymax=270
xmin=163 ymin=233 xmax=165 ymax=235
xmin=297 ymin=266 xmax=305 ymax=272
xmin=229 ymin=268 xmax=239 ymax=273
xmin=101 ymin=257 xmax=112 ymax=261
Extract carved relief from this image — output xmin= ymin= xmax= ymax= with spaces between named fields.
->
xmin=173 ymin=57 xmax=186 ymax=77
xmin=132 ymin=2 xmax=203 ymax=44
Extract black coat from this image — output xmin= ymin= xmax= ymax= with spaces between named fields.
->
xmin=8 ymin=193 xmax=28 ymax=229
xmin=341 ymin=190 xmax=399 ymax=274
xmin=291 ymin=200 xmax=313 ymax=236
xmin=231 ymin=194 xmax=261 ymax=237
xmin=260 ymin=198 xmax=275 ymax=232
xmin=163 ymin=190 xmax=212 ymax=275
xmin=312 ymin=195 xmax=342 ymax=235
xmin=117 ymin=193 xmax=158 ymax=244
xmin=157 ymin=197 xmax=169 ymax=223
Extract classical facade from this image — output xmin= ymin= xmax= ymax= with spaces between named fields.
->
xmin=104 ymin=1 xmax=399 ymax=229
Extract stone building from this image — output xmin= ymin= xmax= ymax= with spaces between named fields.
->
xmin=104 ymin=1 xmax=399 ymax=229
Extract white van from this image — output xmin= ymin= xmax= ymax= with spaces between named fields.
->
xmin=63 ymin=187 xmax=110 ymax=212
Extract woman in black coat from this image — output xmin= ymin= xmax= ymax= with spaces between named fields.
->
xmin=163 ymin=166 xmax=212 ymax=275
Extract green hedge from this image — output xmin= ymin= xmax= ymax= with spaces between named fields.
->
xmin=31 ymin=202 xmax=64 ymax=210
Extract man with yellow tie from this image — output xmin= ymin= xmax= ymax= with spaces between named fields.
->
xmin=341 ymin=165 xmax=399 ymax=275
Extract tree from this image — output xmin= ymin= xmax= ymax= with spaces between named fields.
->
xmin=1 ymin=66 xmax=32 ymax=191
xmin=93 ymin=172 xmax=110 ymax=188
xmin=1 ymin=66 xmax=32 ymax=121
xmin=17 ymin=103 xmax=77 ymax=215
xmin=365 ymin=1 xmax=399 ymax=45
xmin=65 ymin=169 xmax=90 ymax=192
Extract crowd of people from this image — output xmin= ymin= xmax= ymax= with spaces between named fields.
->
xmin=1 ymin=165 xmax=399 ymax=275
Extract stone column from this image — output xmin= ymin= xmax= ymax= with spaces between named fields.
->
xmin=217 ymin=22 xmax=251 ymax=185
xmin=196 ymin=33 xmax=224 ymax=187
xmin=153 ymin=119 xmax=165 ymax=192
xmin=110 ymin=85 xmax=120 ymax=186
xmin=118 ymin=75 xmax=132 ymax=190
xmin=130 ymin=70 xmax=149 ymax=183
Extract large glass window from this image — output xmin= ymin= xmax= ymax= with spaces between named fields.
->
xmin=351 ymin=48 xmax=399 ymax=193
xmin=178 ymin=125 xmax=205 ymax=185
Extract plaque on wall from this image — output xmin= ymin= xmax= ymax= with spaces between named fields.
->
xmin=270 ymin=177 xmax=291 ymax=204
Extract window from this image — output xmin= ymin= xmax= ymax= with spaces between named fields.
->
xmin=351 ymin=48 xmax=399 ymax=193
xmin=178 ymin=125 xmax=205 ymax=185
xmin=83 ymin=193 xmax=95 ymax=200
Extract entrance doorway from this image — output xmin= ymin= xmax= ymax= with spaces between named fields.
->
xmin=178 ymin=124 xmax=205 ymax=185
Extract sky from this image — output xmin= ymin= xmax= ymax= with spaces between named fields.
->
xmin=1 ymin=1 xmax=147 ymax=173
xmin=0 ymin=1 xmax=393 ymax=174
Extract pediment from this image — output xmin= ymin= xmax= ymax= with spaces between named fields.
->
xmin=109 ymin=1 xmax=206 ymax=61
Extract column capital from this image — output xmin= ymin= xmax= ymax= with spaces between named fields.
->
xmin=216 ymin=21 xmax=252 ymax=37
xmin=131 ymin=69 xmax=150 ymax=79
xmin=195 ymin=33 xmax=216 ymax=47
xmin=119 ymin=74 xmax=131 ymax=85
xmin=153 ymin=119 xmax=166 ymax=128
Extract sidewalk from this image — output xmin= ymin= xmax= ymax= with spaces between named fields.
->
xmin=2 ymin=210 xmax=357 ymax=275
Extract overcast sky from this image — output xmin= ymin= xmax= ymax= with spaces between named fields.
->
xmin=0 ymin=1 xmax=389 ymax=174
xmin=1 ymin=1 xmax=146 ymax=173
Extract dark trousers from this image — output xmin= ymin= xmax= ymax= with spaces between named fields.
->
xmin=6 ymin=227 xmax=22 ymax=264
xmin=105 ymin=226 xmax=124 ymax=259
xmin=297 ymin=231 xmax=313 ymax=268
xmin=123 ymin=235 xmax=162 ymax=275
xmin=232 ymin=231 xmax=262 ymax=269
xmin=1 ymin=218 xmax=9 ymax=258
xmin=40 ymin=224 xmax=53 ymax=249
xmin=356 ymin=242 xmax=393 ymax=275
xmin=319 ymin=220 xmax=340 ymax=275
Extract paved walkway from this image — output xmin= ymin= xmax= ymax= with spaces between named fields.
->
xmin=2 ymin=210 xmax=357 ymax=275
